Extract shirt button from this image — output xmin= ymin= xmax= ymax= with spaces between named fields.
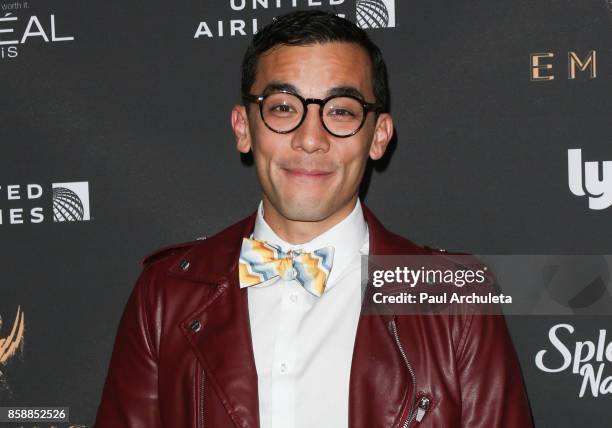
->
xmin=280 ymin=363 xmax=288 ymax=373
xmin=290 ymin=294 xmax=298 ymax=303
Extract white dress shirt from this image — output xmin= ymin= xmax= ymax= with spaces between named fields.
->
xmin=247 ymin=199 xmax=369 ymax=428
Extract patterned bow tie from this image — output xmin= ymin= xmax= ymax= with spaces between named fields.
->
xmin=239 ymin=237 xmax=334 ymax=297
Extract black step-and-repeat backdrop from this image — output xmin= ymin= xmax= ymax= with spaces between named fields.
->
xmin=1 ymin=0 xmax=611 ymax=426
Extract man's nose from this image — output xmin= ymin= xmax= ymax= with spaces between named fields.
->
xmin=290 ymin=105 xmax=330 ymax=153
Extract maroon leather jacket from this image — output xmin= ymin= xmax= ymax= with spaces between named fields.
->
xmin=95 ymin=205 xmax=533 ymax=428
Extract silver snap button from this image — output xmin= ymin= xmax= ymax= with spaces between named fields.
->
xmin=190 ymin=320 xmax=202 ymax=332
xmin=280 ymin=363 xmax=288 ymax=373
xmin=180 ymin=259 xmax=190 ymax=271
xmin=290 ymin=294 xmax=298 ymax=303
xmin=419 ymin=396 xmax=431 ymax=409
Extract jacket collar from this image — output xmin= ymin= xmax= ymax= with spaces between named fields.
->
xmin=168 ymin=210 xmax=255 ymax=283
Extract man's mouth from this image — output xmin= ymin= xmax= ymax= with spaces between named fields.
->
xmin=281 ymin=167 xmax=334 ymax=178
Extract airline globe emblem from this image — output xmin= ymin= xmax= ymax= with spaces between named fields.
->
xmin=52 ymin=187 xmax=85 ymax=221
xmin=356 ymin=0 xmax=390 ymax=29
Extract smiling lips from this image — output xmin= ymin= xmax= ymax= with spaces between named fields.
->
xmin=282 ymin=167 xmax=334 ymax=179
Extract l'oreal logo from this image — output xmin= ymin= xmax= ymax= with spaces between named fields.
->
xmin=568 ymin=149 xmax=612 ymax=210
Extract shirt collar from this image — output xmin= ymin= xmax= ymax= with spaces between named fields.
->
xmin=252 ymin=199 xmax=369 ymax=290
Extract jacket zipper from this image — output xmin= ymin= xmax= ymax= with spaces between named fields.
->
xmin=199 ymin=369 xmax=205 ymax=428
xmin=388 ymin=320 xmax=417 ymax=428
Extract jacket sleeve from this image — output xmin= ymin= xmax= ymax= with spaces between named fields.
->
xmin=95 ymin=266 xmax=163 ymax=428
xmin=457 ymin=313 xmax=533 ymax=427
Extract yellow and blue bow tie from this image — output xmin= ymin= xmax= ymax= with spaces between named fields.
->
xmin=239 ymin=237 xmax=334 ymax=297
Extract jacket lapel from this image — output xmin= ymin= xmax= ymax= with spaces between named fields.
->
xmin=349 ymin=205 xmax=424 ymax=428
xmin=176 ymin=212 xmax=260 ymax=428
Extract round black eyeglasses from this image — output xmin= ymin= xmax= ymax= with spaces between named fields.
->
xmin=247 ymin=90 xmax=381 ymax=138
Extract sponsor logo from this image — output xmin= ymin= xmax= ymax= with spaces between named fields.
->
xmin=356 ymin=0 xmax=395 ymax=28
xmin=52 ymin=182 xmax=90 ymax=222
xmin=0 ymin=0 xmax=75 ymax=60
xmin=0 ymin=181 xmax=92 ymax=225
xmin=568 ymin=149 xmax=612 ymax=210
xmin=193 ymin=0 xmax=396 ymax=40
xmin=536 ymin=324 xmax=612 ymax=397
xmin=530 ymin=50 xmax=597 ymax=81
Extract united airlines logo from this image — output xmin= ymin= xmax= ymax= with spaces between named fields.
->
xmin=0 ymin=180 xmax=92 ymax=225
xmin=356 ymin=0 xmax=396 ymax=29
xmin=194 ymin=0 xmax=397 ymax=40
xmin=52 ymin=182 xmax=90 ymax=222
xmin=568 ymin=149 xmax=612 ymax=210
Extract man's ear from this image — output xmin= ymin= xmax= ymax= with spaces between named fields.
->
xmin=369 ymin=113 xmax=394 ymax=161
xmin=231 ymin=104 xmax=252 ymax=153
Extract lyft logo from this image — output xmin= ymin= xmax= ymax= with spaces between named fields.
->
xmin=568 ymin=149 xmax=612 ymax=210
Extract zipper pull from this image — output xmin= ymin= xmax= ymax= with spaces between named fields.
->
xmin=415 ymin=396 xmax=431 ymax=423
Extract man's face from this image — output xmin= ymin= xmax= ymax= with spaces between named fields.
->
xmin=232 ymin=42 xmax=393 ymax=223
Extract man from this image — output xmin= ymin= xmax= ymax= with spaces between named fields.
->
xmin=95 ymin=10 xmax=533 ymax=428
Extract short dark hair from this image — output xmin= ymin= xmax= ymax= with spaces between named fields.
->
xmin=241 ymin=10 xmax=390 ymax=113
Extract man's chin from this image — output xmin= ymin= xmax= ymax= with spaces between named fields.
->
xmin=277 ymin=200 xmax=334 ymax=223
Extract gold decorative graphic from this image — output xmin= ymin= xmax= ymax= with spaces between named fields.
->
xmin=0 ymin=306 xmax=25 ymax=365
xmin=0 ymin=306 xmax=25 ymax=395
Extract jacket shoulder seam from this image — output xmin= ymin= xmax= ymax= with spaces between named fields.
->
xmin=141 ymin=240 xmax=201 ymax=267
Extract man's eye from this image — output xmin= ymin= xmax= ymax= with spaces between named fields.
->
xmin=329 ymin=108 xmax=355 ymax=117
xmin=270 ymin=104 xmax=296 ymax=113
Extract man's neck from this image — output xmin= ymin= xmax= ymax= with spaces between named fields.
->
xmin=261 ymin=197 xmax=358 ymax=245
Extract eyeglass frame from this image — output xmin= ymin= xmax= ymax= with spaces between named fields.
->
xmin=246 ymin=90 xmax=382 ymax=138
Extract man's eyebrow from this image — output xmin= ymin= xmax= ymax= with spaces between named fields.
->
xmin=260 ymin=83 xmax=366 ymax=101
xmin=326 ymin=86 xmax=366 ymax=100
xmin=261 ymin=82 xmax=299 ymax=95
